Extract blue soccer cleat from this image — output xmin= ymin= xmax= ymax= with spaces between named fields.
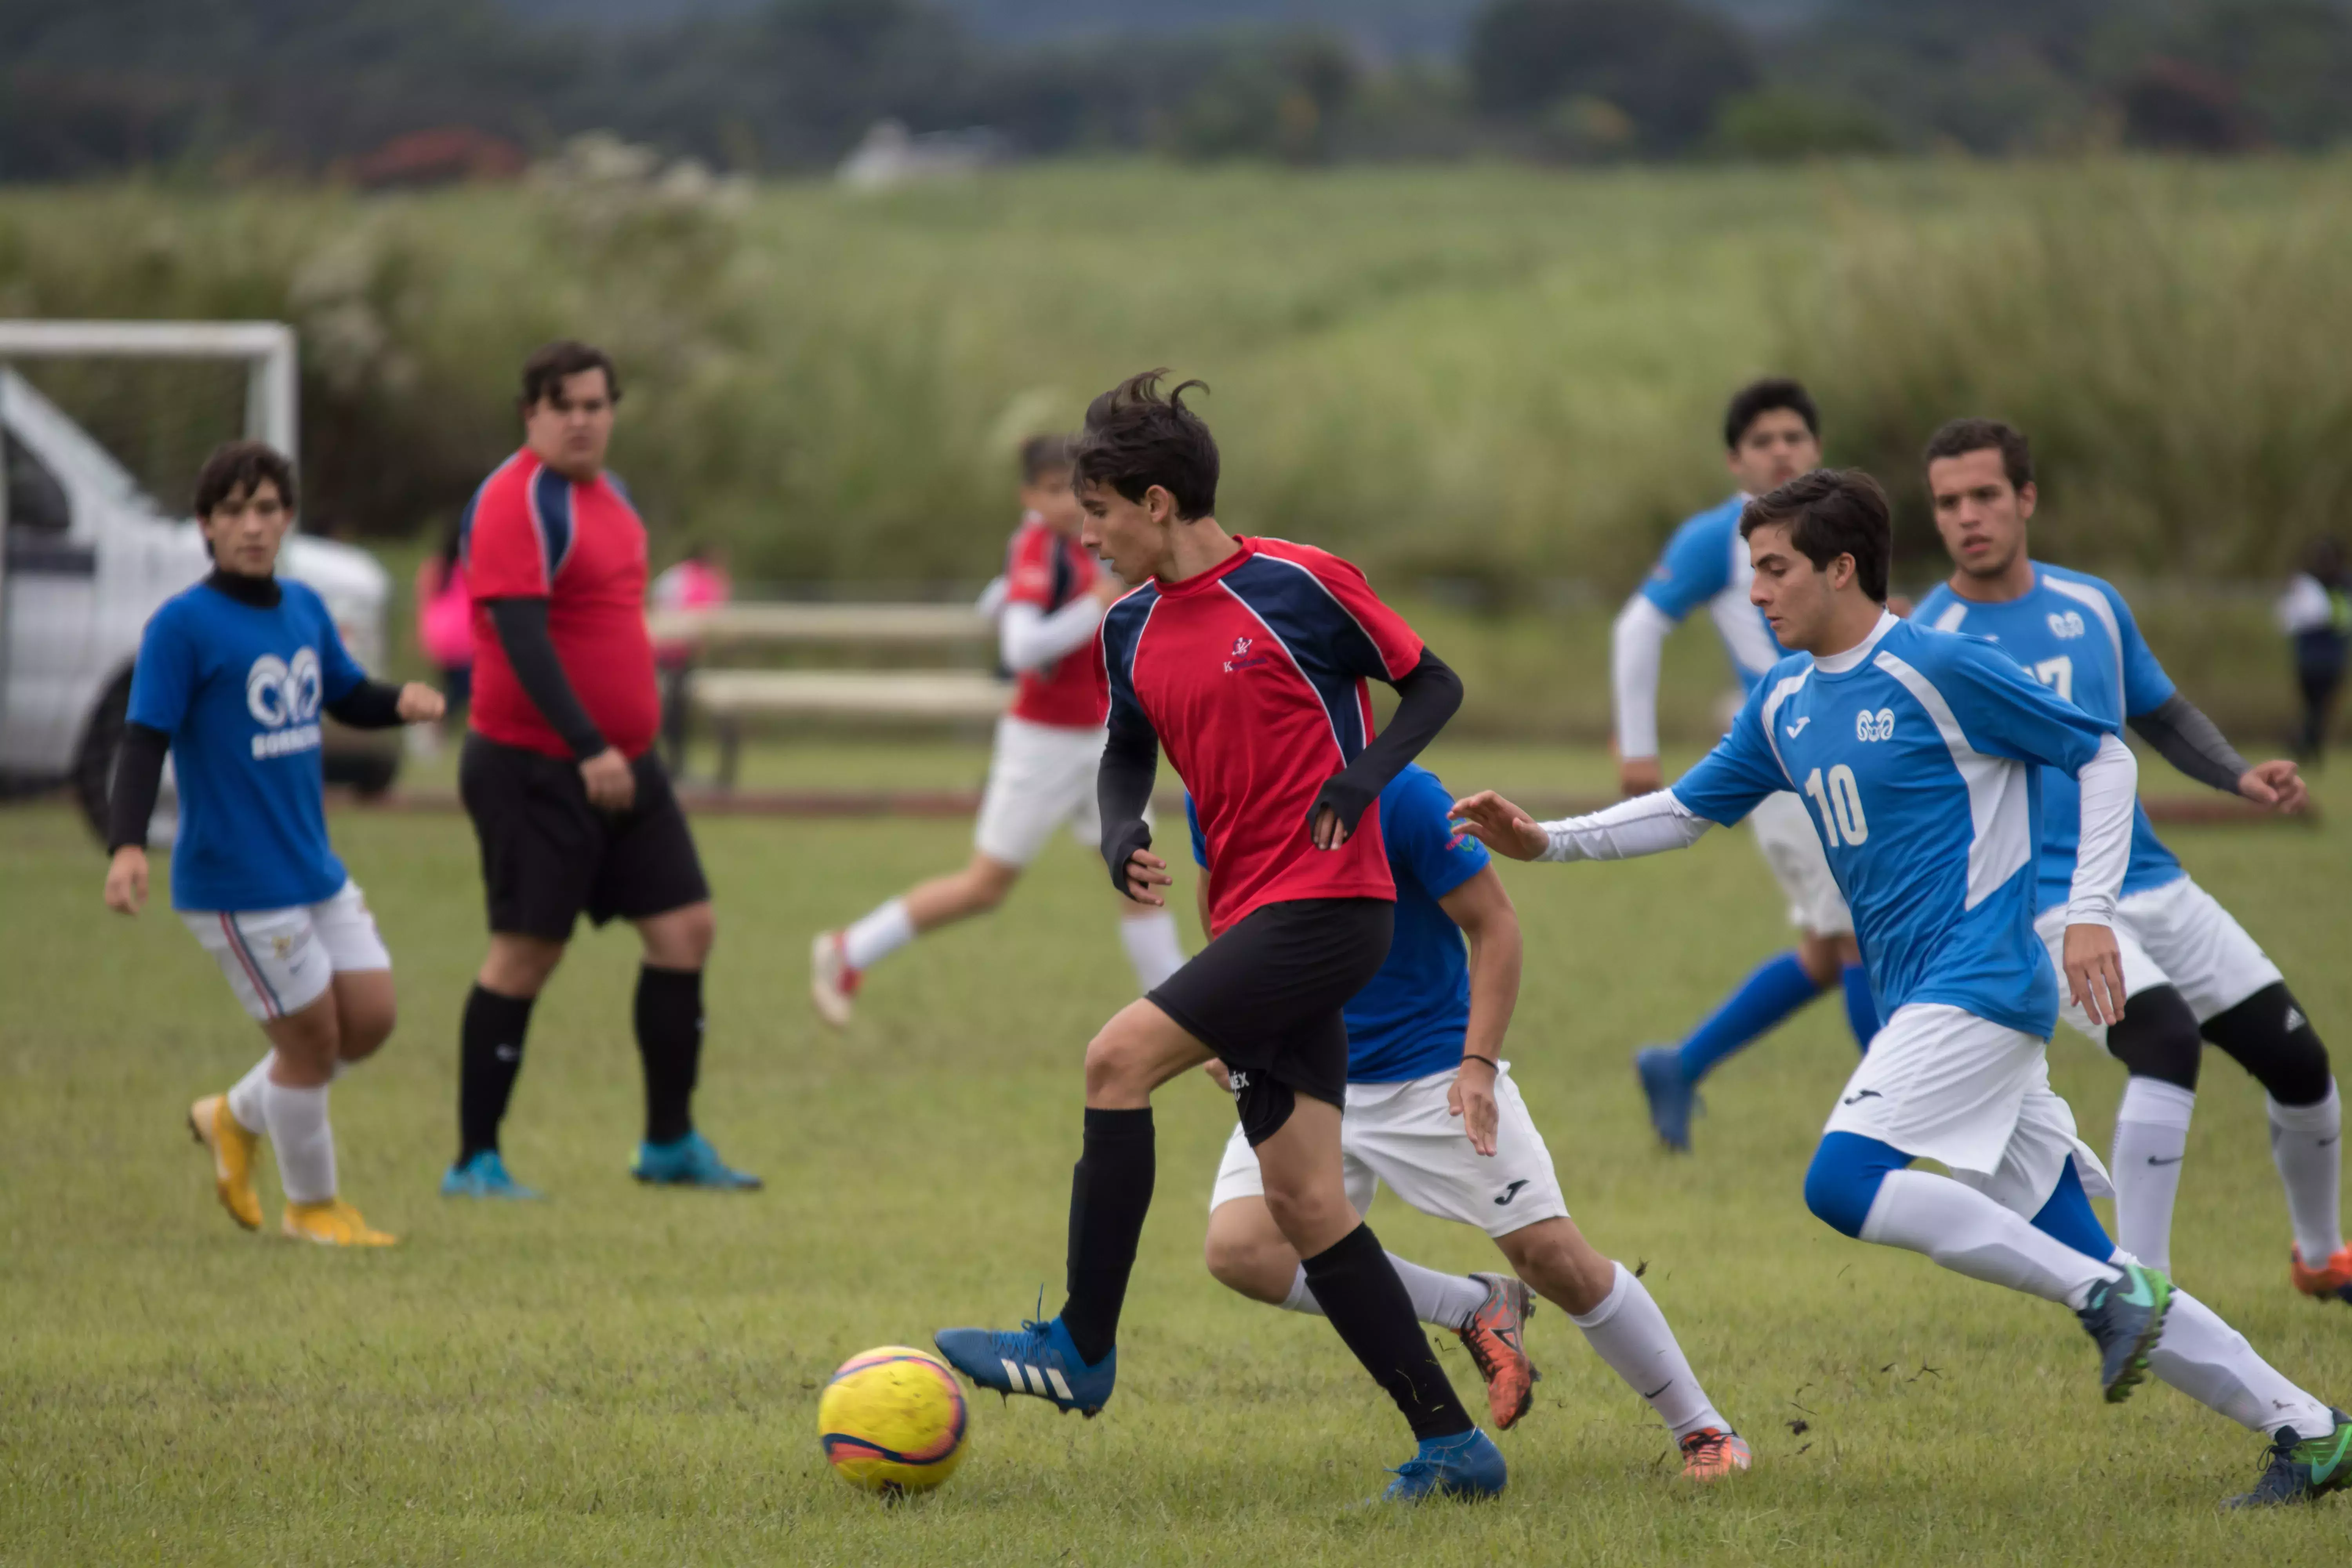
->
xmin=2224 ymin=1407 xmax=2352 ymax=1508
xmin=1382 ymin=1428 xmax=1508 ymax=1503
xmin=2076 ymin=1261 xmax=2172 ymax=1403
xmin=933 ymin=1315 xmax=1116 ymax=1417
xmin=441 ymin=1149 xmax=542 ymax=1200
xmin=1635 ymin=1045 xmax=1699 ymax=1153
xmin=631 ymin=1131 xmax=761 ymax=1190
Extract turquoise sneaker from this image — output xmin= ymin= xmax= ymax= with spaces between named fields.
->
xmin=631 ymin=1131 xmax=761 ymax=1189
xmin=441 ymin=1149 xmax=541 ymax=1200
xmin=935 ymin=1315 xmax=1116 ymax=1417
xmin=1382 ymin=1428 xmax=1508 ymax=1503
xmin=2076 ymin=1261 xmax=2172 ymax=1403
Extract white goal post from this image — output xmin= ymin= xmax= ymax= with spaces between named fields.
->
xmin=0 ymin=320 xmax=298 ymax=458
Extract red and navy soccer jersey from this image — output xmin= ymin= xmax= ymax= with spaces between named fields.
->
xmin=1102 ymin=536 xmax=1425 ymax=932
xmin=1002 ymin=512 xmax=1109 ymax=729
xmin=461 ymin=451 xmax=661 ymax=760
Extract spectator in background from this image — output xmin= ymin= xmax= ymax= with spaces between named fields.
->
xmin=650 ymin=541 xmax=731 ymax=774
xmin=2277 ymin=537 xmax=2350 ymax=762
xmin=414 ymin=521 xmax=474 ymax=757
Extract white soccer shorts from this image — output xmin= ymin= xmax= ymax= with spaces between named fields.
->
xmin=1822 ymin=1002 xmax=2113 ymax=1218
xmin=2033 ymin=875 xmax=2283 ymax=1047
xmin=1748 ymin=788 xmax=1854 ymax=936
xmin=182 ymin=880 xmax=390 ymax=1024
xmin=974 ymin=714 xmax=1112 ymax=867
xmin=1208 ymin=1064 xmax=1571 ymax=1238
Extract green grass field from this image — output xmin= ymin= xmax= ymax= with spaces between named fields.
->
xmin=4 ymin=742 xmax=2350 ymax=1565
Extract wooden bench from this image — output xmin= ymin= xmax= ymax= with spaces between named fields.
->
xmin=688 ymin=668 xmax=1009 ymax=788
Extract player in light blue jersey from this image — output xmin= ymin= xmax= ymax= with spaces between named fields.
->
xmin=102 ymin=443 xmax=443 ymax=1247
xmin=1612 ymin=380 xmax=1877 ymax=1151
xmin=1457 ymin=470 xmax=2348 ymax=1506
xmin=1915 ymin=419 xmax=2342 ymax=1302
xmin=1190 ymin=768 xmax=1751 ymax=1478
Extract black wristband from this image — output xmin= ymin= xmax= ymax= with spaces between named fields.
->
xmin=1461 ymin=1053 xmax=1499 ymax=1071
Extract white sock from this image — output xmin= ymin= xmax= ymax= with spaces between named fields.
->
xmin=1860 ymin=1169 xmax=2118 ymax=1309
xmin=2147 ymin=1282 xmax=2336 ymax=1438
xmin=2111 ymin=1077 xmax=2196 ymax=1275
xmin=225 ymin=1053 xmax=274 ymax=1134
xmin=1570 ymin=1261 xmax=1726 ymax=1442
xmin=842 ymin=898 xmax=915 ymax=973
xmin=261 ymin=1079 xmax=336 ymax=1204
xmin=2269 ymin=1082 xmax=2344 ymax=1263
xmin=1117 ymin=909 xmax=1186 ymax=993
xmin=1279 ymin=1255 xmax=1488 ymax=1330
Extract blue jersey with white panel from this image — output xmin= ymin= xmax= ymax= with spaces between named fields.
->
xmin=1670 ymin=615 xmax=2117 ymax=1039
xmin=1913 ymin=565 xmax=2184 ymax=913
xmin=1639 ymin=494 xmax=1786 ymax=690
xmin=1189 ymin=762 xmax=1489 ymax=1083
xmin=126 ymin=578 xmax=368 ymax=912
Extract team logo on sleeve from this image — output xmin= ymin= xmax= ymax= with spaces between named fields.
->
xmin=246 ymin=649 xmax=325 ymax=759
xmin=2046 ymin=610 xmax=2086 ymax=639
xmin=1854 ymin=708 xmax=1895 ymax=741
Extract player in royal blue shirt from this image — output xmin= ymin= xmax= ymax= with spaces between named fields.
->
xmin=1190 ymin=766 xmax=1751 ymax=1480
xmin=102 ymin=443 xmax=442 ymax=1247
xmin=1454 ymin=469 xmax=2349 ymax=1506
xmin=1914 ymin=419 xmax=2341 ymax=1303
xmin=1612 ymin=381 xmax=1878 ymax=1152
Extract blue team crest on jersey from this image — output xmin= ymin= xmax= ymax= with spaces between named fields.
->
xmin=2046 ymin=610 xmax=2087 ymax=640
xmin=1854 ymin=707 xmax=1895 ymax=742
xmin=243 ymin=648 xmax=325 ymax=758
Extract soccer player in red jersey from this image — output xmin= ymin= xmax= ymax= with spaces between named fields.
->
xmin=936 ymin=373 xmax=1507 ymax=1503
xmin=811 ymin=436 xmax=1185 ymax=1025
xmin=442 ymin=341 xmax=756 ymax=1199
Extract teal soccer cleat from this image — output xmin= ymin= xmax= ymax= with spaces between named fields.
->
xmin=631 ymin=1131 xmax=761 ymax=1189
xmin=441 ymin=1149 xmax=542 ymax=1200
xmin=1382 ymin=1428 xmax=1508 ymax=1503
xmin=934 ymin=1316 xmax=1116 ymax=1417
xmin=2076 ymin=1261 xmax=2172 ymax=1403
xmin=2224 ymin=1409 xmax=2352 ymax=1508
xmin=1634 ymin=1045 xmax=1698 ymax=1152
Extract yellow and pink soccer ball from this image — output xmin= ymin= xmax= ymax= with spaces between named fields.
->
xmin=818 ymin=1346 xmax=970 ymax=1496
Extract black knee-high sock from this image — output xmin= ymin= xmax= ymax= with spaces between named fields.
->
xmin=1059 ymin=1107 xmax=1155 ymax=1367
xmin=1302 ymin=1223 xmax=1474 ymax=1442
xmin=635 ymin=965 xmax=704 ymax=1145
xmin=459 ymin=985 xmax=536 ymax=1162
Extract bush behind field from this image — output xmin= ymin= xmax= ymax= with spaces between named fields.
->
xmin=0 ymin=161 xmax=2344 ymax=593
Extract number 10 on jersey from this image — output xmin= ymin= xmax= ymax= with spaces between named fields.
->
xmin=1804 ymin=765 xmax=1869 ymax=846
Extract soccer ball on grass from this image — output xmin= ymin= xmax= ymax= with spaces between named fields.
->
xmin=818 ymin=1346 xmax=969 ymax=1497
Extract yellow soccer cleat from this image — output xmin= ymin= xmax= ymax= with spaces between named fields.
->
xmin=187 ymin=1093 xmax=262 ymax=1232
xmin=281 ymin=1199 xmax=396 ymax=1247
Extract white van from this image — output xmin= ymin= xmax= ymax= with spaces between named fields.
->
xmin=0 ymin=348 xmax=396 ymax=837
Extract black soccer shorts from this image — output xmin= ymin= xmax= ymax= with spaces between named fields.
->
xmin=459 ymin=733 xmax=711 ymax=942
xmin=1146 ymin=896 xmax=1393 ymax=1145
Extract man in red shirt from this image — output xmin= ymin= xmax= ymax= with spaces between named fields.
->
xmin=936 ymin=373 xmax=1505 ymax=1503
xmin=443 ymin=340 xmax=756 ymax=1198
xmin=810 ymin=435 xmax=1185 ymax=1025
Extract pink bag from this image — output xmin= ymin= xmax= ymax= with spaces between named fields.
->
xmin=418 ymin=559 xmax=474 ymax=669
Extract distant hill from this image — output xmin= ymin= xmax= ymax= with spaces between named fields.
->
xmin=497 ymin=0 xmax=1820 ymax=55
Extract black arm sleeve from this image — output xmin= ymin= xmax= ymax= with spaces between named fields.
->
xmin=106 ymin=723 xmax=170 ymax=853
xmin=1306 ymin=646 xmax=1464 ymax=836
xmin=2128 ymin=692 xmax=2250 ymax=797
xmin=1097 ymin=702 xmax=1160 ymax=899
xmin=325 ymin=678 xmax=406 ymax=730
xmin=484 ymin=597 xmax=608 ymax=760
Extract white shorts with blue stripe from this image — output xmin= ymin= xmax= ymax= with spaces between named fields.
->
xmin=181 ymin=880 xmax=390 ymax=1023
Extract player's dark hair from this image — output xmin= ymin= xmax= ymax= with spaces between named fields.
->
xmin=1722 ymin=377 xmax=1819 ymax=450
xmin=519 ymin=339 xmax=621 ymax=412
xmin=1018 ymin=432 xmax=1073 ymax=484
xmin=1071 ymin=370 xmax=1219 ymax=520
xmin=193 ymin=440 xmax=297 ymax=520
xmin=1740 ymin=468 xmax=1891 ymax=603
xmin=1923 ymin=417 xmax=2034 ymax=493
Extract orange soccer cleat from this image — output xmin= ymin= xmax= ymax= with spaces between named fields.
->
xmin=2291 ymin=1245 xmax=2352 ymax=1304
xmin=1679 ymin=1427 xmax=1752 ymax=1481
xmin=1456 ymin=1272 xmax=1539 ymax=1430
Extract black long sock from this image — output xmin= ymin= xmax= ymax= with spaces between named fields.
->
xmin=1302 ymin=1223 xmax=1474 ymax=1442
xmin=635 ymin=965 xmax=704 ymax=1145
xmin=459 ymin=985 xmax=536 ymax=1162
xmin=1058 ymin=1107 xmax=1155 ymax=1367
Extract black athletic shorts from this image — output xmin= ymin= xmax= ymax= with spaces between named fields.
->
xmin=1146 ymin=897 xmax=1393 ymax=1145
xmin=459 ymin=733 xmax=711 ymax=942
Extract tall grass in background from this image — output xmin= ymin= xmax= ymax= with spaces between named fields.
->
xmin=1 ymin=160 xmax=2346 ymax=593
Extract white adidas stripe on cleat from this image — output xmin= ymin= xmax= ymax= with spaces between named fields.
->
xmin=1045 ymin=1367 xmax=1073 ymax=1401
xmin=1002 ymin=1358 xmax=1024 ymax=1389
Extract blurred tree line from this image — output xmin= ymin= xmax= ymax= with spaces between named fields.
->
xmin=6 ymin=0 xmax=2352 ymax=179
